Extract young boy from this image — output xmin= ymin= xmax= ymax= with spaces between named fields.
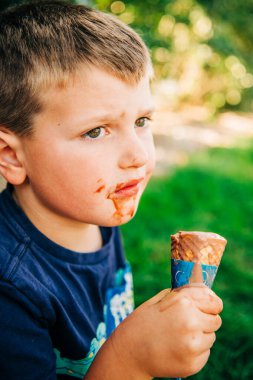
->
xmin=0 ymin=1 xmax=223 ymax=379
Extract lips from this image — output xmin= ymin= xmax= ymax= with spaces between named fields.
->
xmin=110 ymin=178 xmax=144 ymax=198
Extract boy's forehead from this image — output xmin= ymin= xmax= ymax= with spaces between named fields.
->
xmin=39 ymin=66 xmax=153 ymax=118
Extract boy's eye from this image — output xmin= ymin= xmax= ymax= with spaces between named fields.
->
xmin=135 ymin=117 xmax=151 ymax=128
xmin=83 ymin=127 xmax=106 ymax=140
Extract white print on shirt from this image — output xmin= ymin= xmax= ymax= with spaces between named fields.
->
xmin=55 ymin=265 xmax=134 ymax=378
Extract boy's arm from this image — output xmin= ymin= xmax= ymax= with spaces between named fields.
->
xmin=0 ymin=283 xmax=56 ymax=380
xmin=85 ymin=286 xmax=222 ymax=380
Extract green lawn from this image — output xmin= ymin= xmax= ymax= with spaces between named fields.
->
xmin=122 ymin=139 xmax=253 ymax=380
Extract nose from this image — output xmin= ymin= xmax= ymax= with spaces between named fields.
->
xmin=118 ymin=131 xmax=149 ymax=169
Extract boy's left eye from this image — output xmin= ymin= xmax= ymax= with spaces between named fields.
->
xmin=82 ymin=127 xmax=106 ymax=140
xmin=135 ymin=117 xmax=151 ymax=128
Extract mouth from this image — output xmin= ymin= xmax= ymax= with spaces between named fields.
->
xmin=109 ymin=178 xmax=144 ymax=199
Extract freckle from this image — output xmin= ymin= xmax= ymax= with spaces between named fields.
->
xmin=97 ymin=179 xmax=103 ymax=183
xmin=95 ymin=185 xmax=105 ymax=193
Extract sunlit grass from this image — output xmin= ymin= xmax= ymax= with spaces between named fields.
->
xmin=122 ymin=141 xmax=253 ymax=380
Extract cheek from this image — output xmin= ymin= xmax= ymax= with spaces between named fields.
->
xmin=146 ymin=135 xmax=156 ymax=173
xmin=56 ymin=156 xmax=113 ymax=207
xmin=25 ymin=147 xmax=94 ymax=198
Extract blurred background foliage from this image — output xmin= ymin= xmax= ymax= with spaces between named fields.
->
xmin=94 ymin=0 xmax=253 ymax=116
xmin=1 ymin=1 xmax=253 ymax=379
xmin=1 ymin=0 xmax=253 ymax=115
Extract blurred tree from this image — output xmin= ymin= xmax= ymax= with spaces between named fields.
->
xmin=196 ymin=0 xmax=253 ymax=112
xmin=94 ymin=0 xmax=253 ymax=114
xmin=1 ymin=0 xmax=252 ymax=113
xmin=197 ymin=0 xmax=253 ymax=51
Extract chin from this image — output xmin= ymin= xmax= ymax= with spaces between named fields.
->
xmin=100 ymin=210 xmax=137 ymax=227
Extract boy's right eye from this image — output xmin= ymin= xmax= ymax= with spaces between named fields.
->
xmin=82 ymin=127 xmax=106 ymax=140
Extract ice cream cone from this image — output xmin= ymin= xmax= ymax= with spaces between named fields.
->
xmin=170 ymin=231 xmax=227 ymax=380
xmin=171 ymin=231 xmax=227 ymax=289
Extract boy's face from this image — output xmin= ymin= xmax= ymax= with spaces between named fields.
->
xmin=20 ymin=66 xmax=156 ymax=227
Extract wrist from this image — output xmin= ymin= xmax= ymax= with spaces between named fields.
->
xmin=109 ymin=325 xmax=152 ymax=380
xmin=85 ymin=325 xmax=152 ymax=380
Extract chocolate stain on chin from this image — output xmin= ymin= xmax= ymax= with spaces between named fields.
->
xmin=95 ymin=178 xmax=137 ymax=221
xmin=109 ymin=195 xmax=137 ymax=222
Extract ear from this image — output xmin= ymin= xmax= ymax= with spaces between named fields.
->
xmin=0 ymin=128 xmax=27 ymax=185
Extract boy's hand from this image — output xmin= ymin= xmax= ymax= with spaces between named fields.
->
xmin=115 ymin=286 xmax=221 ymax=379
xmin=85 ymin=286 xmax=223 ymax=380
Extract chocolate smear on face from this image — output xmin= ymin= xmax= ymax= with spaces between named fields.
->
xmin=95 ymin=179 xmax=105 ymax=193
xmin=108 ymin=195 xmax=137 ymax=222
xmin=95 ymin=185 xmax=105 ymax=193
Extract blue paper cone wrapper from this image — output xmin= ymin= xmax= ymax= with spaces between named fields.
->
xmin=171 ymin=259 xmax=218 ymax=289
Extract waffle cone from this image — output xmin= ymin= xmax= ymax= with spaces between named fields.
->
xmin=171 ymin=231 xmax=227 ymax=267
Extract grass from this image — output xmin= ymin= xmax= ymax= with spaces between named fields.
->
xmin=122 ymin=139 xmax=253 ymax=380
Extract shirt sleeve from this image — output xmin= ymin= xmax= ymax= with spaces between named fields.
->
xmin=0 ymin=281 xmax=57 ymax=380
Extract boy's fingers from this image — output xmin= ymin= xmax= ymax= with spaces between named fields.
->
xmin=201 ymin=313 xmax=222 ymax=333
xmin=190 ymin=332 xmax=216 ymax=356
xmin=145 ymin=287 xmax=223 ymax=318
xmin=194 ymin=293 xmax=223 ymax=315
xmin=177 ymin=286 xmax=223 ymax=315
xmin=157 ymin=289 xmax=194 ymax=312
xmin=202 ymin=332 xmax=217 ymax=351
xmin=181 ymin=343 xmax=212 ymax=376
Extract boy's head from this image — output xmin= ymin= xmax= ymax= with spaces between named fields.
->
xmin=0 ymin=0 xmax=152 ymax=136
xmin=0 ymin=1 xmax=155 ymax=230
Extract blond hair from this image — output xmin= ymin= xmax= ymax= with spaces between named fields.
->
xmin=0 ymin=0 xmax=151 ymax=136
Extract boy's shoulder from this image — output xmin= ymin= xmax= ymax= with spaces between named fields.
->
xmin=0 ymin=216 xmax=32 ymax=308
xmin=0 ymin=188 xmax=44 ymax=311
xmin=0 ymin=204 xmax=45 ymax=319
xmin=0 ymin=193 xmax=62 ymax=325
xmin=0 ymin=214 xmax=22 ymax=278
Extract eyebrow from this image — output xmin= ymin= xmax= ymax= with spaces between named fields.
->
xmin=69 ymin=106 xmax=156 ymax=132
xmin=138 ymin=107 xmax=155 ymax=116
xmin=79 ymin=107 xmax=155 ymax=124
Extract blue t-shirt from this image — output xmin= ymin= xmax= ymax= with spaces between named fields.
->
xmin=0 ymin=186 xmax=134 ymax=379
